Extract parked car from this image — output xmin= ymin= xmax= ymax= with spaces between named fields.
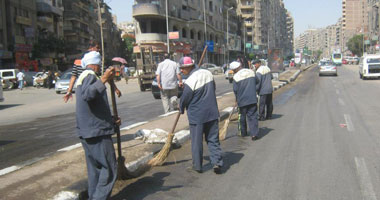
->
xmin=283 ymin=60 xmax=290 ymax=68
xmin=200 ymin=63 xmax=223 ymax=75
xmin=319 ymin=61 xmax=337 ymax=76
xmin=342 ymin=59 xmax=348 ymax=65
xmin=0 ymin=77 xmax=4 ymax=102
xmin=151 ymin=74 xmax=188 ymax=99
xmin=359 ymin=54 xmax=380 ymax=80
xmin=0 ymin=69 xmax=20 ymax=89
xmin=55 ymin=69 xmax=75 ymax=94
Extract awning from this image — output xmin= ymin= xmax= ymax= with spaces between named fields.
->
xmin=36 ymin=2 xmax=63 ymax=16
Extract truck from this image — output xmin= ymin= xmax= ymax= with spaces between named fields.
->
xmin=135 ymin=46 xmax=158 ymax=91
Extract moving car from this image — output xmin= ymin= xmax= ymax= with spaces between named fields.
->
xmin=0 ymin=69 xmax=20 ymax=89
xmin=200 ymin=63 xmax=223 ymax=75
xmin=224 ymin=67 xmax=234 ymax=83
xmin=55 ymin=69 xmax=76 ymax=94
xmin=359 ymin=54 xmax=380 ymax=80
xmin=319 ymin=61 xmax=337 ymax=76
xmin=151 ymin=74 xmax=188 ymax=99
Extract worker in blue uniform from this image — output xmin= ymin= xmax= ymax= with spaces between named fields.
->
xmin=254 ymin=60 xmax=273 ymax=120
xmin=230 ymin=61 xmax=259 ymax=141
xmin=179 ymin=56 xmax=223 ymax=174
xmin=76 ymin=51 xmax=119 ymax=200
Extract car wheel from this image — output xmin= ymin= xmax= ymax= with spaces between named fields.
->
xmin=56 ymin=91 xmax=61 ymax=94
xmin=229 ymin=78 xmax=233 ymax=83
xmin=8 ymin=82 xmax=14 ymax=89
xmin=140 ymin=84 xmax=146 ymax=92
xmin=153 ymin=94 xmax=161 ymax=99
xmin=359 ymin=73 xmax=363 ymax=79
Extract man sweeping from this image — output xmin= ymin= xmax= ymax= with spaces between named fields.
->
xmin=179 ymin=56 xmax=223 ymax=174
xmin=254 ymin=60 xmax=273 ymax=121
xmin=230 ymin=61 xmax=259 ymax=141
xmin=76 ymin=51 xmax=120 ymax=199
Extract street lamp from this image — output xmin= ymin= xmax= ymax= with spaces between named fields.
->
xmin=226 ymin=7 xmax=233 ymax=64
xmin=203 ymin=0 xmax=208 ymax=63
xmin=166 ymin=0 xmax=169 ymax=53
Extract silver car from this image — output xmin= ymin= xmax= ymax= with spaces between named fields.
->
xmin=200 ymin=63 xmax=223 ymax=75
xmin=55 ymin=70 xmax=76 ymax=94
xmin=319 ymin=61 xmax=337 ymax=76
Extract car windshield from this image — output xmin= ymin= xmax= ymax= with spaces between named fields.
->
xmin=61 ymin=72 xmax=72 ymax=79
xmin=322 ymin=62 xmax=333 ymax=66
xmin=366 ymin=58 xmax=380 ymax=63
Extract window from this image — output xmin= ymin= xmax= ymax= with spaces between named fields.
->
xmin=209 ymin=1 xmax=213 ymax=12
xmin=190 ymin=30 xmax=194 ymax=39
xmin=182 ymin=28 xmax=187 ymax=38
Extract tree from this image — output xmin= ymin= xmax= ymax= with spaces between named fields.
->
xmin=122 ymin=34 xmax=136 ymax=66
xmin=347 ymin=34 xmax=363 ymax=57
xmin=32 ymin=33 xmax=66 ymax=59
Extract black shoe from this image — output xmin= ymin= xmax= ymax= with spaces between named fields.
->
xmin=213 ymin=165 xmax=222 ymax=174
xmin=258 ymin=117 xmax=265 ymax=121
xmin=186 ymin=166 xmax=202 ymax=174
xmin=266 ymin=116 xmax=272 ymax=120
xmin=251 ymin=136 xmax=259 ymax=141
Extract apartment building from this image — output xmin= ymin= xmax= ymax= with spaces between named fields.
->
xmin=133 ymin=0 xmax=232 ymax=65
xmin=0 ymin=0 xmax=12 ymax=68
xmin=4 ymin=0 xmax=38 ymax=70
xmin=119 ymin=21 xmax=136 ymax=36
xmin=285 ymin=11 xmax=294 ymax=57
xmin=342 ymin=0 xmax=368 ymax=49
xmin=367 ymin=0 xmax=379 ymax=53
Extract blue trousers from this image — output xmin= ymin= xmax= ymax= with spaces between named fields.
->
xmin=189 ymin=119 xmax=223 ymax=171
xmin=238 ymin=104 xmax=259 ymax=137
xmin=18 ymin=80 xmax=24 ymax=89
xmin=80 ymin=135 xmax=117 ymax=200
xmin=259 ymin=93 xmax=273 ymax=119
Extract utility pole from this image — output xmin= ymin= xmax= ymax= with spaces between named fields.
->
xmin=166 ymin=0 xmax=169 ymax=53
xmin=97 ymin=0 xmax=105 ymax=75
xmin=203 ymin=0 xmax=208 ymax=63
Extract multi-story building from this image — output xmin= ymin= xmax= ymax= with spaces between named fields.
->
xmin=0 ymin=0 xmax=13 ymax=68
xmin=342 ymin=0 xmax=368 ymax=51
xmin=367 ymin=0 xmax=379 ymax=53
xmin=133 ymin=0 xmax=229 ymax=65
xmin=119 ymin=21 xmax=136 ymax=36
xmin=285 ymin=11 xmax=294 ymax=57
xmin=63 ymin=0 xmax=99 ymax=61
xmin=4 ymin=0 xmax=38 ymax=70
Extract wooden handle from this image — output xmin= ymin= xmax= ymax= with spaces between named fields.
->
xmin=170 ymin=112 xmax=181 ymax=134
xmin=109 ymin=81 xmax=122 ymax=158
xmin=198 ymin=45 xmax=208 ymax=66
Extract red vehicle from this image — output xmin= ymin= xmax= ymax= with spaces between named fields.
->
xmin=342 ymin=59 xmax=348 ymax=64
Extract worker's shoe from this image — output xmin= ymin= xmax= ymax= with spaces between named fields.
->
xmin=186 ymin=166 xmax=202 ymax=174
xmin=213 ymin=165 xmax=222 ymax=174
xmin=251 ymin=136 xmax=259 ymax=141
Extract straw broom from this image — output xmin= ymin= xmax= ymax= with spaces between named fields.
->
xmin=109 ymin=79 xmax=135 ymax=180
xmin=148 ymin=45 xmax=209 ymax=166
xmin=219 ymin=102 xmax=237 ymax=141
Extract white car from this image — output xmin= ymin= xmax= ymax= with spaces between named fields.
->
xmin=319 ymin=61 xmax=337 ymax=76
xmin=359 ymin=54 xmax=380 ymax=80
xmin=200 ymin=63 xmax=223 ymax=75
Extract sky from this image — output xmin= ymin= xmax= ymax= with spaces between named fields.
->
xmin=106 ymin=0 xmax=342 ymax=37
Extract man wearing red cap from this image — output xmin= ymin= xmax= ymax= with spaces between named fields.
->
xmin=179 ymin=56 xmax=223 ymax=174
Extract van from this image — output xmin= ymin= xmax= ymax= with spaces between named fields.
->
xmin=359 ymin=54 xmax=380 ymax=80
xmin=0 ymin=69 xmax=19 ymax=89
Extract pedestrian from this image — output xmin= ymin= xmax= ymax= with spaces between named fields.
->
xmin=47 ymin=70 xmax=55 ymax=89
xmin=254 ymin=60 xmax=273 ymax=121
xmin=122 ymin=64 xmax=129 ymax=84
xmin=156 ymin=53 xmax=183 ymax=113
xmin=179 ymin=56 xmax=223 ymax=174
xmin=63 ymin=40 xmax=121 ymax=103
xmin=76 ymin=51 xmax=119 ymax=200
xmin=16 ymin=70 xmax=25 ymax=90
xmin=230 ymin=61 xmax=259 ymax=140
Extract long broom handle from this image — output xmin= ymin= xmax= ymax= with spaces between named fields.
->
xmin=109 ymin=80 xmax=122 ymax=158
xmin=198 ymin=45 xmax=208 ymax=66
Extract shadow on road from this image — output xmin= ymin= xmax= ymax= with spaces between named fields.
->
xmin=0 ymin=140 xmax=16 ymax=147
xmin=203 ymin=151 xmax=244 ymax=174
xmin=0 ymin=104 xmax=23 ymax=110
xmin=269 ymin=114 xmax=282 ymax=120
xmin=258 ymin=127 xmax=274 ymax=139
xmin=111 ymin=172 xmax=183 ymax=200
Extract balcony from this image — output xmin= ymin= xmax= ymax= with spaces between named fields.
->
xmin=133 ymin=3 xmax=162 ymax=18
xmin=242 ymin=13 xmax=254 ymax=18
xmin=16 ymin=16 xmax=32 ymax=26
xmin=36 ymin=1 xmax=63 ymax=16
xmin=136 ymin=33 xmax=166 ymax=43
xmin=37 ymin=16 xmax=54 ymax=23
xmin=241 ymin=4 xmax=254 ymax=9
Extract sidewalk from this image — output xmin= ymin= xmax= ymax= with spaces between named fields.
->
xmin=0 ymin=67 xmax=310 ymax=200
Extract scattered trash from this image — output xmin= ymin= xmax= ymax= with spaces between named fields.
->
xmin=134 ymin=129 xmax=190 ymax=145
xmin=340 ymin=124 xmax=347 ymax=128
xmin=52 ymin=191 xmax=77 ymax=200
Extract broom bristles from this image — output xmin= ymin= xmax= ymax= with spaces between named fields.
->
xmin=117 ymin=156 xmax=135 ymax=180
xmin=148 ymin=132 xmax=175 ymax=166
xmin=219 ymin=119 xmax=230 ymax=141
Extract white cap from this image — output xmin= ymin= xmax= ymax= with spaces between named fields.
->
xmin=229 ymin=61 xmax=241 ymax=70
xmin=81 ymin=51 xmax=101 ymax=68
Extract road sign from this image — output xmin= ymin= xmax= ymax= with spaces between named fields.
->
xmin=168 ymin=32 xmax=179 ymax=40
xmin=206 ymin=41 xmax=214 ymax=52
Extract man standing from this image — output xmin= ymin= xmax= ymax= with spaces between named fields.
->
xmin=230 ymin=61 xmax=259 ymax=140
xmin=156 ymin=53 xmax=182 ymax=113
xmin=179 ymin=57 xmax=223 ymax=174
xmin=76 ymin=51 xmax=118 ymax=200
xmin=16 ymin=70 xmax=25 ymax=90
xmin=254 ymin=60 xmax=273 ymax=121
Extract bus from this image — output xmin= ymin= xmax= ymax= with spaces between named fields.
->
xmin=332 ymin=53 xmax=343 ymax=66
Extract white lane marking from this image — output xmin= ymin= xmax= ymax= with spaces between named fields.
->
xmin=57 ymin=143 xmax=82 ymax=152
xmin=344 ymin=114 xmax=355 ymax=132
xmin=216 ymin=96 xmax=223 ymax=99
xmin=222 ymin=107 xmax=234 ymax=113
xmin=336 ymin=89 xmax=340 ymax=95
xmin=355 ymin=157 xmax=377 ymax=200
xmin=159 ymin=111 xmax=178 ymax=117
xmin=120 ymin=121 xmax=148 ymax=131
xmin=338 ymin=98 xmax=346 ymax=106
xmin=224 ymin=92 xmax=233 ymax=95
xmin=0 ymin=166 xmax=22 ymax=176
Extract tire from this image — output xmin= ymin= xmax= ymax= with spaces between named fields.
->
xmin=153 ymin=94 xmax=161 ymax=99
xmin=8 ymin=82 xmax=14 ymax=89
xmin=359 ymin=73 xmax=363 ymax=79
xmin=56 ymin=91 xmax=61 ymax=94
xmin=140 ymin=84 xmax=146 ymax=92
xmin=229 ymin=78 xmax=233 ymax=83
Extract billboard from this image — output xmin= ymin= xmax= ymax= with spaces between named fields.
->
xmin=268 ymin=48 xmax=284 ymax=73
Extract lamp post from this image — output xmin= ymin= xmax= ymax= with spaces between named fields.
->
xmin=226 ymin=7 xmax=233 ymax=64
xmin=166 ymin=0 xmax=169 ymax=53
xmin=203 ymin=0 xmax=208 ymax=63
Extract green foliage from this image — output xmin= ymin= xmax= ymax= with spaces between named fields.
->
xmin=347 ymin=34 xmax=363 ymax=57
xmin=248 ymin=53 xmax=255 ymax=60
xmin=32 ymin=34 xmax=66 ymax=59
xmin=122 ymin=34 xmax=136 ymax=65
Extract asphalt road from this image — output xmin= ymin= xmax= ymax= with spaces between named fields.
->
xmin=110 ymin=65 xmax=380 ymax=200
xmin=0 ymin=75 xmax=232 ymax=170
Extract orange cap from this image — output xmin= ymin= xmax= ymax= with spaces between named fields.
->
xmin=74 ymin=59 xmax=81 ymax=66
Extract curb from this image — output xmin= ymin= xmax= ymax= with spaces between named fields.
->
xmin=289 ymin=70 xmax=301 ymax=82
